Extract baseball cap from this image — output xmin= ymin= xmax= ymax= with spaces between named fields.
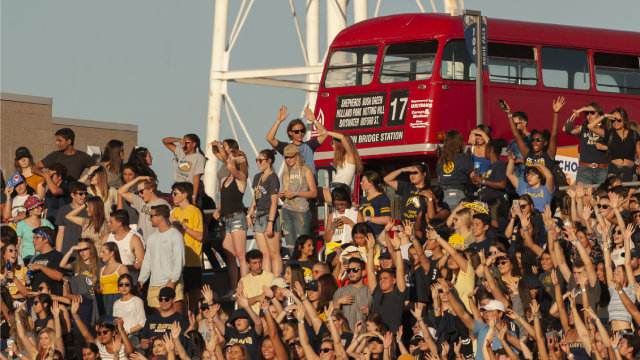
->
xmin=24 ymin=196 xmax=44 ymax=211
xmin=270 ymin=277 xmax=289 ymax=289
xmin=159 ymin=287 xmax=176 ymax=299
xmin=480 ymin=299 xmax=506 ymax=312
xmin=520 ymin=275 xmax=543 ymax=290
xmin=15 ymin=147 xmax=31 ymax=160
xmin=464 ymin=201 xmax=489 ymax=215
xmin=307 ymin=280 xmax=319 ymax=292
xmin=379 ymin=247 xmax=392 ymax=259
xmin=621 ymin=248 xmax=640 ymax=259
xmin=283 ymin=144 xmax=300 ymax=157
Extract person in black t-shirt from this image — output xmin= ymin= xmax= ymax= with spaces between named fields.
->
xmin=32 ymin=128 xmax=97 ymax=183
xmin=472 ymin=139 xmax=508 ymax=207
xmin=41 ymin=163 xmax=71 ymax=225
xmin=435 ymin=130 xmax=474 ymax=210
xmin=211 ymin=292 xmax=263 ymax=360
xmin=28 ymin=227 xmax=65 ymax=294
xmin=383 ymin=163 xmax=430 ymax=223
xmin=366 ymin=230 xmax=407 ymax=332
xmin=141 ymin=287 xmax=191 ymax=353
xmin=563 ymin=103 xmax=608 ymax=185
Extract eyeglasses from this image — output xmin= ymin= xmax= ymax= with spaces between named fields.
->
xmin=532 ymin=138 xmax=545 ymax=143
xmin=614 ymin=230 xmax=623 ymax=235
xmin=584 ymin=111 xmax=597 ymax=115
xmin=319 ymin=348 xmax=334 ymax=353
xmin=597 ymin=204 xmax=610 ymax=209
xmin=256 ymin=159 xmax=267 ymax=163
xmin=98 ymin=330 xmax=112 ymax=336
xmin=497 ymin=261 xmax=509 ymax=266
xmin=290 ymin=129 xmax=305 ymax=135
xmin=38 ymin=286 xmax=47 ymax=291
xmin=118 ymin=283 xmax=132 ymax=288
xmin=158 ymin=296 xmax=173 ymax=303
xmin=334 ymin=203 xmax=348 ymax=208
xmin=514 ymin=121 xmax=525 ymax=125
xmin=612 ymin=118 xmax=623 ymax=123
xmin=171 ymin=192 xmax=182 ymax=197
xmin=6 ymin=248 xmax=16 ymax=253
xmin=134 ymin=188 xmax=148 ymax=195
xmin=489 ymin=251 xmax=499 ymax=255
xmin=74 ymin=191 xmax=88 ymax=196
xmin=347 ymin=268 xmax=361 ymax=273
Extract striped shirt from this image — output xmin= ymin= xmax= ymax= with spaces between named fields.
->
xmin=332 ymin=283 xmax=372 ymax=332
xmin=607 ymin=284 xmax=636 ymax=323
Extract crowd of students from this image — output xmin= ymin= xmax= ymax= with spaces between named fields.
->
xmin=1 ymin=98 xmax=640 ymax=360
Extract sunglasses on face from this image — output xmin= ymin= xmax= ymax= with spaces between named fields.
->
xmin=98 ymin=330 xmax=112 ymax=336
xmin=347 ymin=268 xmax=361 ymax=273
xmin=614 ymin=230 xmax=623 ymax=235
xmin=284 ymin=156 xmax=295 ymax=160
xmin=612 ymin=118 xmax=623 ymax=123
xmin=408 ymin=171 xmax=420 ymax=175
xmin=171 ymin=192 xmax=182 ymax=197
xmin=320 ymin=348 xmax=334 ymax=353
xmin=6 ymin=248 xmax=16 ymax=253
xmin=497 ymin=261 xmax=509 ymax=266
xmin=38 ymin=286 xmax=47 ymax=291
xmin=290 ymin=129 xmax=305 ymax=135
xmin=584 ymin=111 xmax=597 ymax=115
xmin=334 ymin=203 xmax=348 ymax=208
xmin=330 ymin=139 xmax=342 ymax=146
xmin=532 ymin=138 xmax=545 ymax=143
xmin=452 ymin=218 xmax=459 ymax=222
xmin=158 ymin=296 xmax=173 ymax=303
xmin=149 ymin=214 xmax=162 ymax=218
xmin=74 ymin=192 xmax=88 ymax=196
xmin=520 ymin=204 xmax=528 ymax=209
xmin=256 ymin=158 xmax=267 ymax=163
xmin=597 ymin=204 xmax=610 ymax=209
xmin=34 ymin=301 xmax=41 ymax=305
xmin=118 ymin=283 xmax=132 ymax=288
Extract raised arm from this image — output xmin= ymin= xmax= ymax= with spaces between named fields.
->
xmin=261 ymin=298 xmax=288 ymax=360
xmin=325 ymin=302 xmax=348 ymax=360
xmin=162 ymin=137 xmax=182 ymax=153
xmin=586 ymin=113 xmax=606 ymax=138
xmin=295 ymin=307 xmax=321 ymax=360
xmin=366 ymin=233 xmax=378 ymax=292
xmin=553 ymin=228 xmax=572 ymax=282
xmin=439 ymin=279 xmax=475 ymax=330
xmin=552 ymin=270 xmax=570 ymax=333
xmin=567 ymin=226 xmax=597 ymax=287
xmin=506 ymin=155 xmax=520 ymax=189
xmin=535 ymin=164 xmax=555 ymax=194
xmin=304 ymin=107 xmax=328 ymax=144
xmin=267 ymin=106 xmax=288 ymax=148
xmin=569 ymin=291 xmax=592 ymax=354
xmin=563 ymin=111 xmax=582 ymax=136
xmin=383 ymin=167 xmax=414 ymax=191
xmin=71 ymin=299 xmax=95 ymax=344
xmin=519 ymin=215 xmax=544 ymax=257
xmin=64 ymin=203 xmax=87 ymax=226
xmin=623 ymin=224 xmax=637 ymax=286
xmin=502 ymin=101 xmax=531 ymax=159
xmin=411 ymin=303 xmax=438 ymax=355
xmin=532 ymin=300 xmax=549 ymax=360
xmin=548 ymin=96 xmax=565 ymax=159
xmin=388 ymin=232 xmax=406 ymax=292
xmin=117 ymin=176 xmax=149 ymax=204
xmin=432 ymin=230 xmax=468 ymax=272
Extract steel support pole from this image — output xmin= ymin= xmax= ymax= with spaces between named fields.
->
xmin=205 ymin=0 xmax=229 ymax=195
xmin=475 ymin=12 xmax=482 ymax=125
xmin=327 ymin=0 xmax=347 ymax=48
xmin=353 ymin=0 xmax=368 ymax=23
xmin=306 ymin=0 xmax=320 ymax=139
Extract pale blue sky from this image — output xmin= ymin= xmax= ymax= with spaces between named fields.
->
xmin=2 ymin=0 xmax=639 ymax=192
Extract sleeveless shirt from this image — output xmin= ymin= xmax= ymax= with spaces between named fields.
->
xmin=283 ymin=168 xmax=310 ymax=212
xmin=220 ymin=175 xmax=245 ymax=216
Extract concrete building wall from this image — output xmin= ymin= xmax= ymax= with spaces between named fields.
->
xmin=1 ymin=92 xmax=138 ymax=179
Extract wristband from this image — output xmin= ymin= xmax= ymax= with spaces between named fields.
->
xmin=295 ymin=191 xmax=298 ymax=197
xmin=596 ymin=212 xmax=601 ymax=215
xmin=326 ymin=317 xmax=334 ymax=322
xmin=16 ymin=320 xmax=22 ymax=323
xmin=282 ymin=310 xmax=288 ymax=315
xmin=263 ymin=310 xmax=270 ymax=313
xmin=400 ymin=169 xmax=404 ymax=173
xmin=73 ymin=317 xmax=79 ymax=320
xmin=508 ymin=114 xmax=513 ymax=118
xmin=192 ymin=195 xmax=197 ymax=198
xmin=613 ymin=348 xmax=618 ymax=351
xmin=533 ymin=316 xmax=540 ymax=320
xmin=354 ymin=338 xmax=360 ymax=344
xmin=618 ymin=290 xmax=624 ymax=295
xmin=268 ymin=220 xmax=274 ymax=223
xmin=63 ymin=284 xmax=69 ymax=287
xmin=482 ymin=179 xmax=486 ymax=185
xmin=395 ymin=248 xmax=401 ymax=252
xmin=366 ymin=216 xmax=371 ymax=222
xmin=434 ymin=308 xmax=441 ymax=312
xmin=567 ymin=355 xmax=575 ymax=359
xmin=604 ymin=248 xmax=610 ymax=251
xmin=435 ymin=235 xmax=440 ymax=241
xmin=595 ymin=318 xmax=600 ymax=322
xmin=210 ymin=355 xmax=217 ymax=358
xmin=523 ymin=228 xmax=529 ymax=232
xmin=301 ymin=297 xmax=307 ymax=301
xmin=397 ymin=340 xmax=402 ymax=343
xmin=418 ymin=319 xmax=424 ymax=322
xmin=68 ymin=250 xmax=74 ymax=254
xmin=410 ymin=237 xmax=416 ymax=242
xmin=572 ymin=240 xmax=578 ymax=245
xmin=545 ymin=227 xmax=552 ymax=232
xmin=298 ymin=320 xmax=304 ymax=324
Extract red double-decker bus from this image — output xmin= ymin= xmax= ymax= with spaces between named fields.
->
xmin=310 ymin=13 xmax=640 ymax=211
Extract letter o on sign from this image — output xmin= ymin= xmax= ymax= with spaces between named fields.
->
xmin=571 ymin=162 xmax=578 ymax=172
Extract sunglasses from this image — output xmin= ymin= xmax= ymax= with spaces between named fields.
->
xmin=158 ymin=296 xmax=173 ymax=303
xmin=614 ymin=230 xmax=623 ymax=235
xmin=519 ymin=204 xmax=528 ymax=209
xmin=330 ymin=138 xmax=342 ymax=146
xmin=284 ymin=156 xmax=296 ymax=160
xmin=584 ymin=111 xmax=596 ymax=115
xmin=290 ymin=129 xmax=305 ymax=135
xmin=256 ymin=158 xmax=267 ymax=163
xmin=347 ymin=268 xmax=361 ymax=273
xmin=532 ymin=138 xmax=545 ymax=143
xmin=597 ymin=204 xmax=610 ymax=209
xmin=452 ymin=218 xmax=459 ymax=222
xmin=118 ymin=283 xmax=132 ymax=288
xmin=171 ymin=192 xmax=182 ymax=197
xmin=149 ymin=214 xmax=162 ymax=218
xmin=334 ymin=203 xmax=348 ymax=208
xmin=38 ymin=286 xmax=47 ymax=291
xmin=612 ymin=118 xmax=623 ymax=123
xmin=489 ymin=251 xmax=499 ymax=255
xmin=78 ymin=247 xmax=91 ymax=253
xmin=98 ymin=330 xmax=112 ymax=336
xmin=407 ymin=171 xmax=420 ymax=175
xmin=34 ymin=301 xmax=41 ymax=305
xmin=6 ymin=248 xmax=16 ymax=253
xmin=497 ymin=261 xmax=509 ymax=266
xmin=320 ymin=348 xmax=334 ymax=353
xmin=74 ymin=192 xmax=88 ymax=196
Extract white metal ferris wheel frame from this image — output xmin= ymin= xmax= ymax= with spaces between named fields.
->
xmin=203 ymin=0 xmax=463 ymax=195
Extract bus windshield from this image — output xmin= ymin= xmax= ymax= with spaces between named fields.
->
xmin=323 ymin=45 xmax=378 ymax=88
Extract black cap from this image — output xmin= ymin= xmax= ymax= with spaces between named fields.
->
xmin=307 ymin=280 xmax=319 ymax=292
xmin=379 ymin=247 xmax=392 ymax=259
xmin=15 ymin=147 xmax=31 ymax=160
xmin=159 ymin=287 xmax=176 ymax=299
xmin=369 ymin=336 xmax=384 ymax=344
xmin=621 ymin=248 xmax=640 ymax=259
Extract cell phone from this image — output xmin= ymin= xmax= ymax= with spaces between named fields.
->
xmin=512 ymin=200 xmax=519 ymax=210
xmin=498 ymin=99 xmax=508 ymax=111
xmin=473 ymin=168 xmax=479 ymax=177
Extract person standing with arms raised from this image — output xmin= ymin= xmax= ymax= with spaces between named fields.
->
xmin=563 ymin=103 xmax=608 ymax=185
xmin=162 ymin=134 xmax=207 ymax=205
xmin=32 ymin=128 xmax=96 ymax=182
xmin=383 ymin=162 xmax=430 ymax=223
xmin=267 ymin=106 xmax=328 ymax=174
xmin=118 ymin=176 xmax=170 ymax=244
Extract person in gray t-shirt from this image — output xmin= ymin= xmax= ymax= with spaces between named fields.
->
xmin=117 ymin=176 xmax=169 ymax=244
xmin=162 ymin=135 xmax=207 ymax=205
xmin=332 ymin=258 xmax=372 ymax=332
xmin=55 ymin=182 xmax=89 ymax=255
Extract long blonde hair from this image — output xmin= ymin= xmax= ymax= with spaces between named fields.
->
xmin=283 ymin=153 xmax=309 ymax=191
xmin=75 ymin=239 xmax=100 ymax=288
xmin=333 ymin=134 xmax=362 ymax=174
xmin=9 ymin=310 xmax=33 ymax=352
xmin=228 ymin=149 xmax=249 ymax=178
xmin=457 ymin=208 xmax=472 ymax=228
xmin=90 ymin=167 xmax=109 ymax=203
xmin=37 ymin=327 xmax=57 ymax=356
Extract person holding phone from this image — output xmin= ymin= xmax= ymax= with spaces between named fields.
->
xmin=324 ymin=188 xmax=364 ymax=248
xmin=563 ymin=102 xmax=608 ymax=185
xmin=466 ymin=124 xmax=493 ymax=175
xmin=499 ymin=101 xmax=531 ymax=184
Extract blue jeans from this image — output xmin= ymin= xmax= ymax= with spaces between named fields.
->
xmin=575 ymin=166 xmax=608 ymax=185
xmin=281 ymin=208 xmax=311 ymax=255
xmin=443 ymin=189 xmax=465 ymax=210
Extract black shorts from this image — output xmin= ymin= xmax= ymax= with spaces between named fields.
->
xmin=182 ymin=266 xmax=203 ymax=290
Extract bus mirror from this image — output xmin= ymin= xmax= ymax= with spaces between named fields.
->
xmin=436 ymin=131 xmax=447 ymax=142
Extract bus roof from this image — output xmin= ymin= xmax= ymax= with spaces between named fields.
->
xmin=332 ymin=13 xmax=640 ymax=54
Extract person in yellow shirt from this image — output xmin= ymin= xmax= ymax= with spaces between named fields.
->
xmin=169 ymin=182 xmax=204 ymax=315
xmin=239 ymin=249 xmax=275 ymax=314
xmin=447 ymin=208 xmax=474 ymax=250
xmin=2 ymin=243 xmax=29 ymax=298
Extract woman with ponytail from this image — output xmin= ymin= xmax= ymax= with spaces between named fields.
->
xmin=247 ymin=149 xmax=283 ymax=274
xmin=163 ymin=134 xmax=207 ymax=204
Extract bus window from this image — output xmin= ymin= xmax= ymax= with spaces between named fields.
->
xmin=323 ymin=46 xmax=378 ymax=88
xmin=594 ymin=52 xmax=640 ymax=96
xmin=488 ymin=43 xmax=538 ymax=86
xmin=541 ymin=47 xmax=591 ymax=90
xmin=379 ymin=41 xmax=438 ymax=83
xmin=440 ymin=40 xmax=476 ymax=81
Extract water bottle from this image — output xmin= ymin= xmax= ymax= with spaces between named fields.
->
xmin=25 ymin=268 xmax=32 ymax=287
xmin=6 ymin=262 xmax=12 ymax=283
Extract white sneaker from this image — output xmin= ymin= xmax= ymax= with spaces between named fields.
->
xmin=222 ymin=289 xmax=236 ymax=299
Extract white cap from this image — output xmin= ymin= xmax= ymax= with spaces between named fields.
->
xmin=480 ymin=300 xmax=506 ymax=312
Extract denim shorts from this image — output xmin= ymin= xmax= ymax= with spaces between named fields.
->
xmin=221 ymin=213 xmax=248 ymax=233
xmin=253 ymin=213 xmax=281 ymax=233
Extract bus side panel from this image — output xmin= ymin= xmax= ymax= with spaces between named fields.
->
xmin=433 ymin=81 xmax=479 ymax=140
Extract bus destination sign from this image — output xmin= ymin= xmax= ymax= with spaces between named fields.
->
xmin=347 ymin=130 xmax=404 ymax=145
xmin=333 ymin=92 xmax=387 ymax=130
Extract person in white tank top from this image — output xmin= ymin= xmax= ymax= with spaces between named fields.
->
xmin=324 ymin=188 xmax=364 ymax=253
xmin=103 ymin=209 xmax=146 ymax=283
xmin=316 ymin=131 xmax=363 ymax=204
